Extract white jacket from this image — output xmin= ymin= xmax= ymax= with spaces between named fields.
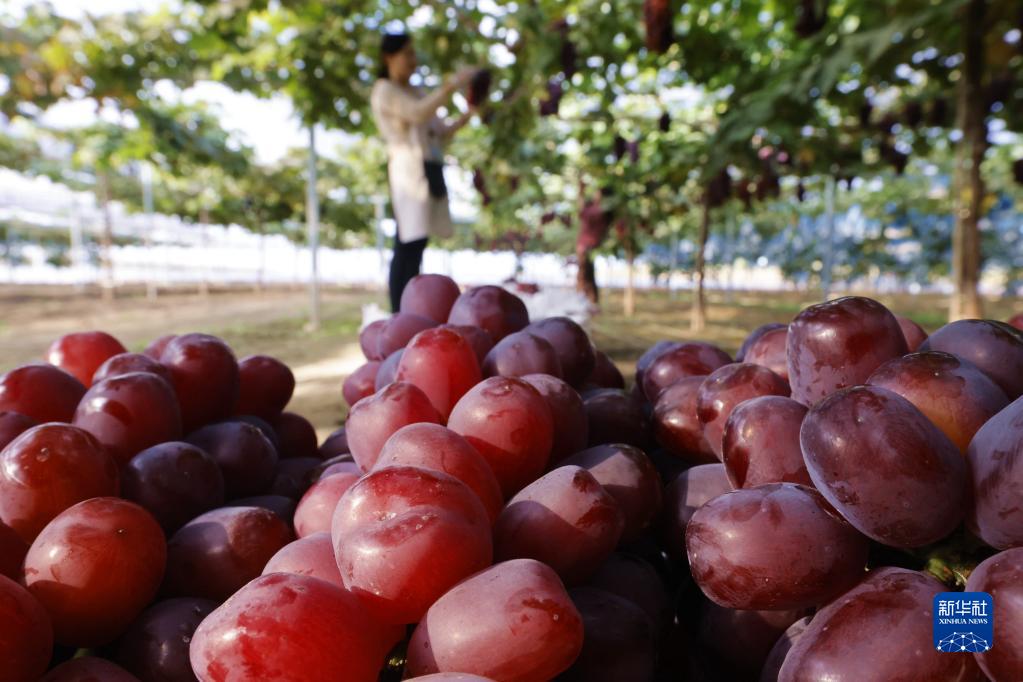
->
xmin=370 ymin=79 xmax=454 ymax=243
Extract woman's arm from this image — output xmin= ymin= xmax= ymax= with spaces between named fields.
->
xmin=377 ymin=69 xmax=476 ymax=126
xmin=441 ymin=109 xmax=474 ymax=139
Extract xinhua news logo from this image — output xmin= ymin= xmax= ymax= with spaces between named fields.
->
xmin=933 ymin=592 xmax=994 ymax=653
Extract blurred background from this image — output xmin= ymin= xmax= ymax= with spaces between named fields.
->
xmin=2 ymin=0 xmax=1022 ymax=434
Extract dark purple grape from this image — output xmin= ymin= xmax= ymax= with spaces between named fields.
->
xmin=964 ymin=548 xmax=1023 ymax=681
xmin=920 ymin=319 xmax=1023 ymax=399
xmin=800 ymin=385 xmax=967 ymax=548
xmin=967 ymin=395 xmax=1023 ymax=549
xmin=686 ymin=483 xmax=869 ymax=610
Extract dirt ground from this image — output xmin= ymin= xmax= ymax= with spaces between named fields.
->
xmin=2 ymin=282 xmax=1019 ymax=440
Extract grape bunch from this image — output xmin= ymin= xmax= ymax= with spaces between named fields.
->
xmin=1 ymin=283 xmax=1022 ymax=681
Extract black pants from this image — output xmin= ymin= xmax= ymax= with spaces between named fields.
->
xmin=389 ymin=235 xmax=428 ymax=312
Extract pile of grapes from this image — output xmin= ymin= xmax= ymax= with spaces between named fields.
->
xmin=1 ymin=276 xmax=1021 ymax=681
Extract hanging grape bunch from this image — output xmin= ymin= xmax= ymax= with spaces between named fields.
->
xmin=794 ymin=0 xmax=829 ymax=37
xmin=466 ymin=69 xmax=492 ymax=108
xmin=644 ymin=0 xmax=675 ymax=53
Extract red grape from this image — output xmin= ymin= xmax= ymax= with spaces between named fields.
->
xmin=270 ymin=411 xmax=318 ymax=459
xmin=583 ymin=388 xmax=649 ymax=449
xmin=642 ymin=342 xmax=732 ymax=402
xmin=293 ymin=470 xmax=360 ymax=537
xmin=377 ymin=312 xmax=438 ymax=358
xmin=662 ymin=463 xmax=732 ymax=562
xmin=318 ymin=426 xmax=349 ymax=459
xmin=317 ymin=459 xmax=360 ymax=480
xmin=583 ymin=350 xmax=625 ymax=390
xmin=722 ymin=395 xmax=810 ymax=488
xmin=374 ymin=423 xmax=504 ymax=524
xmin=495 ymin=465 xmax=623 ymax=585
xmin=559 ymin=587 xmax=656 ymax=682
xmin=346 ymin=381 xmax=442 ymax=471
xmin=800 ymin=385 xmax=967 ymax=548
xmin=262 ymin=532 xmax=343 ymax=586
xmin=588 ymin=552 xmax=670 ymax=628
xmin=697 ymin=602 xmax=810 ymax=678
xmin=438 ymin=324 xmax=495 ymax=365
xmin=46 ymin=330 xmax=127 ymax=387
xmin=635 ymin=340 xmax=680 ymax=388
xmin=232 ymin=414 xmax=280 ymax=451
xmin=0 ymin=363 xmax=86 ymax=423
xmin=143 ymin=334 xmax=177 ymax=360
xmin=407 ymin=676 xmax=495 ymax=681
xmin=686 ymin=483 xmax=869 ymax=610
xmin=396 ymin=327 xmax=482 ymax=419
xmin=0 ymin=574 xmax=52 ymax=682
xmin=482 ymin=330 xmax=563 ymax=379
xmin=867 ymin=351 xmax=1008 ymax=454
xmin=233 ymin=355 xmax=295 ymax=419
xmin=270 ymin=456 xmax=321 ymax=499
xmin=405 ymin=559 xmax=583 ymax=681
xmin=967 ymin=395 xmax=1023 ymax=549
xmin=446 ymin=285 xmax=530 ymax=342
xmin=187 ymin=421 xmax=278 ymax=499
xmin=42 ymin=657 xmax=140 ymax=682
xmin=122 ymin=441 xmax=225 ymax=534
xmin=560 ymin=444 xmax=662 ymax=542
xmin=0 ymin=520 xmax=27 ymax=580
xmin=759 ymin=616 xmax=811 ymax=682
xmin=697 ymin=363 xmax=789 ymax=459
xmin=161 ymin=333 xmax=240 ymax=432
xmin=786 ymin=296 xmax=908 ymax=406
xmin=964 ymin=548 xmax=1023 ymax=681
xmin=652 ymin=376 xmax=717 ymax=464
xmin=24 ymin=497 xmax=166 ymax=647
xmin=448 ymin=376 xmax=553 ymax=497
xmin=920 ymin=319 xmax=1023 ymax=399
xmin=190 ymin=573 xmax=397 ymax=682
xmin=736 ymin=323 xmax=787 ymax=362
xmin=164 ymin=506 xmax=292 ymax=601
xmin=73 ymin=372 xmax=183 ymax=466
xmin=521 ymin=373 xmax=588 ymax=464
xmin=744 ymin=326 xmax=790 ymax=380
xmin=374 ymin=348 xmax=403 ymax=391
xmin=116 ymin=597 xmax=216 ymax=682
xmin=331 ymin=466 xmax=492 ymax=624
xmin=401 ymin=273 xmax=462 ymax=323
xmin=359 ymin=319 xmax=387 ymax=361
xmin=0 ymin=423 xmax=119 ymax=542
xmin=778 ymin=568 xmax=981 ymax=681
xmin=896 ymin=315 xmax=928 ymax=351
xmin=93 ymin=352 xmax=173 ymax=384
xmin=526 ymin=317 xmax=596 ymax=386
xmin=0 ymin=410 xmax=37 ymax=451
xmin=231 ymin=495 xmax=296 ymax=524
xmin=1008 ymin=312 xmax=1023 ymax=331
xmin=343 ymin=361 xmax=381 ymax=407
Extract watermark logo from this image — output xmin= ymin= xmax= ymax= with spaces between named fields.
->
xmin=933 ymin=592 xmax=993 ymax=653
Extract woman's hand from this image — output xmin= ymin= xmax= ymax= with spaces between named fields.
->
xmin=450 ymin=66 xmax=478 ymax=90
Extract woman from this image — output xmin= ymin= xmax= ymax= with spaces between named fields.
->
xmin=371 ymin=32 xmax=477 ymax=311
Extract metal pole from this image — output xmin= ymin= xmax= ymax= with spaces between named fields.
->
xmin=306 ymin=125 xmax=321 ymax=330
xmin=141 ymin=163 xmax=158 ymax=300
xmin=373 ymin=194 xmax=386 ymax=285
xmin=821 ymin=175 xmax=837 ymax=301
xmin=69 ymin=196 xmax=85 ymax=291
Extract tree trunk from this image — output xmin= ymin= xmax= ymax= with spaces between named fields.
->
xmin=950 ymin=0 xmax=987 ymax=321
xmin=691 ymin=198 xmax=710 ymax=332
xmin=821 ymin=175 xmax=837 ymax=301
xmin=576 ymin=246 xmax=599 ymax=304
xmin=98 ymin=172 xmax=115 ymax=302
xmin=624 ymin=245 xmax=635 ymax=317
